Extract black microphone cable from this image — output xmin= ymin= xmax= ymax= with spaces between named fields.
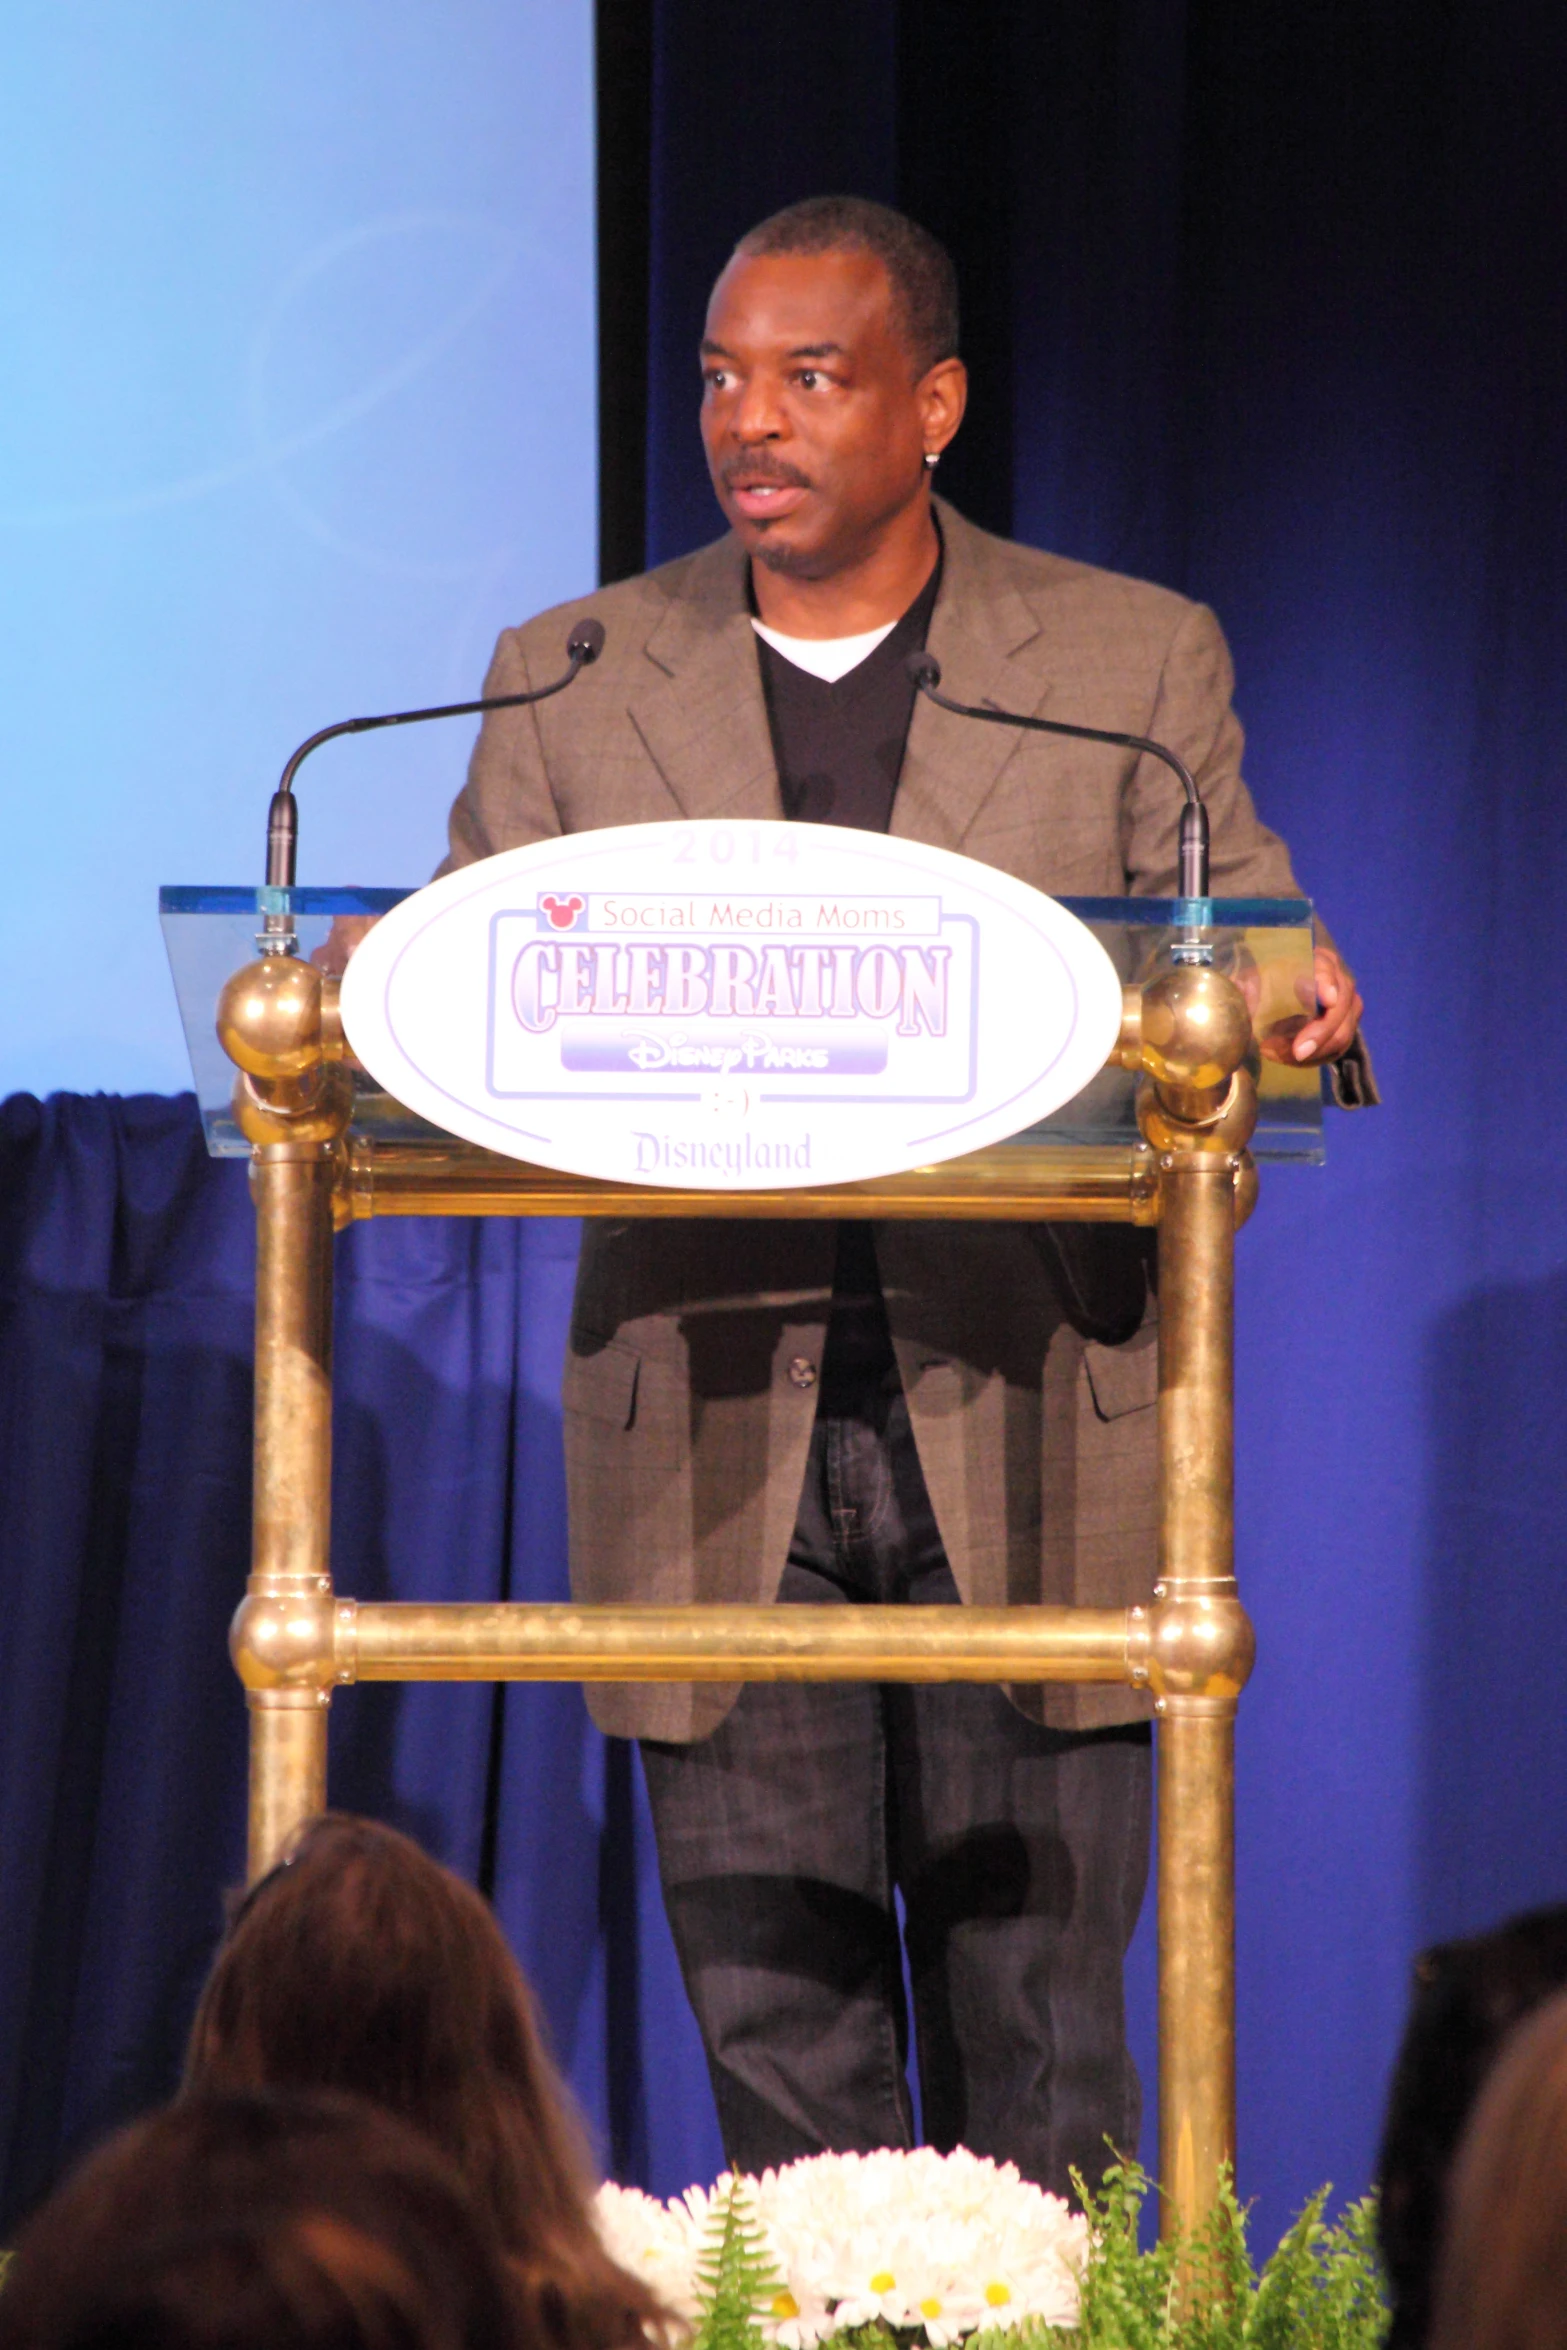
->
xmin=261 ymin=619 xmax=607 ymax=945
xmin=905 ymin=650 xmax=1211 ymax=904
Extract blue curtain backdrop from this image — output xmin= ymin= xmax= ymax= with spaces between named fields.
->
xmin=0 ymin=1094 xmax=722 ymax=2227
xmin=4 ymin=0 xmax=1566 ymax=2250
xmin=632 ymin=0 xmax=1567 ymax=2245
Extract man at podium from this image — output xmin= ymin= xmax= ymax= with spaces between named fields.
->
xmin=440 ymin=198 xmax=1370 ymax=2194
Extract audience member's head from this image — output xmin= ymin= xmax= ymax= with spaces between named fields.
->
xmin=0 ymin=2090 xmax=520 ymax=2350
xmin=1428 ymin=1986 xmax=1567 ymax=2350
xmin=181 ymin=1813 xmax=664 ymax=2350
xmin=1376 ymin=1903 xmax=1567 ymax=2347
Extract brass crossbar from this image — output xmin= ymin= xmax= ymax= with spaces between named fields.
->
xmin=338 ymin=1600 xmax=1138 ymax=1684
xmin=335 ymin=1137 xmax=1161 ymax=1225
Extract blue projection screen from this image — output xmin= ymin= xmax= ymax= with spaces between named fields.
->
xmin=2 ymin=4 xmax=596 ymax=1097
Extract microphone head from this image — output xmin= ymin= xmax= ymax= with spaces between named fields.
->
xmin=905 ymin=650 xmax=940 ymax=691
xmin=567 ymin=617 xmax=606 ymax=665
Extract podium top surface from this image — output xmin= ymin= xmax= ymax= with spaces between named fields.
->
xmin=160 ymin=885 xmax=1325 ymax=1165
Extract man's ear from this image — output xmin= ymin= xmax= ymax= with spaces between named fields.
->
xmin=919 ymin=356 xmax=968 ymax=456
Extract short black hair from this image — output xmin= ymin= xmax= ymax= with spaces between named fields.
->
xmin=733 ymin=196 xmax=959 ymax=375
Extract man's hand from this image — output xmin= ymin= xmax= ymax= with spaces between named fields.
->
xmin=310 ymin=915 xmax=378 ymax=976
xmin=1291 ymin=945 xmax=1364 ymax=1066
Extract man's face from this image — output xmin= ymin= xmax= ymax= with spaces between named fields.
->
xmin=700 ymin=247 xmax=955 ymax=578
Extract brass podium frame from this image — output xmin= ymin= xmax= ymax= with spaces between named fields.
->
xmin=217 ymin=948 xmax=1258 ymax=2243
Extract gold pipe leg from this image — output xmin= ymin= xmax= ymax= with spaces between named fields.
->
xmin=247 ymin=1690 xmax=329 ymax=1882
xmin=235 ymin=1143 xmax=340 ymax=1881
xmin=1152 ymin=1155 xmax=1250 ymax=2240
xmin=1158 ymin=1695 xmax=1237 ymax=2233
xmin=1157 ymin=1160 xmax=1235 ymax=1587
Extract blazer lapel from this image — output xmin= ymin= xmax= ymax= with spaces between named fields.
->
xmin=623 ymin=506 xmax=1063 ymax=843
xmin=892 ymin=502 xmax=1048 ymax=852
xmin=627 ymin=535 xmax=784 ymax=822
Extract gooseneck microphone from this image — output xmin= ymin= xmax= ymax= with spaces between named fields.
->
xmin=905 ymin=651 xmax=1210 ymax=900
xmin=262 ymin=619 xmax=607 ymax=922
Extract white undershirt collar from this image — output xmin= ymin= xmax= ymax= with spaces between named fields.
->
xmin=751 ymin=616 xmax=897 ymax=684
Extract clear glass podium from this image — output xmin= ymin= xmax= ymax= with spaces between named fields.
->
xmin=164 ymin=884 xmax=1320 ymax=2241
xmin=164 ymin=885 xmax=1322 ymax=1162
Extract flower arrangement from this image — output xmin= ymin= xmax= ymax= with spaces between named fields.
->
xmin=595 ymin=2152 xmax=1389 ymax=2350
xmin=598 ymin=2147 xmax=1087 ymax=2347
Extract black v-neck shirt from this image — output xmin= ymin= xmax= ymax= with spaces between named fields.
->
xmin=750 ymin=553 xmax=942 ymax=1412
xmin=753 ymin=555 xmax=941 ymax=834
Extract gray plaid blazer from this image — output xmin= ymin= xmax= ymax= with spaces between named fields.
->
xmin=441 ymin=502 xmax=1306 ymax=1740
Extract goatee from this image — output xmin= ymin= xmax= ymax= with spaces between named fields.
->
xmin=751 ymin=537 xmax=830 ymax=578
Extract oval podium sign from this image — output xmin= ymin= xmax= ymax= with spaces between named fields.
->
xmin=340 ymin=820 xmax=1122 ymax=1190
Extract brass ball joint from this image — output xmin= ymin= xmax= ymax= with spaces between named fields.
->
xmin=1128 ymin=1590 xmax=1256 ymax=1707
xmin=230 ymin=1588 xmax=355 ymax=1701
xmin=1139 ymin=1068 xmax=1258 ymax=1159
xmin=1140 ymin=963 xmax=1253 ymax=1109
xmin=1128 ymin=961 xmax=1259 ymax=1185
xmin=217 ymin=957 xmax=352 ymax=1148
xmin=217 ymin=954 xmax=324 ymax=1078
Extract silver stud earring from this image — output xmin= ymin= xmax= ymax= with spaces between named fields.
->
xmin=923 ymin=451 xmax=940 ymax=469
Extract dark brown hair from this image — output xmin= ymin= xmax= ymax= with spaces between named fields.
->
xmin=0 ymin=2091 xmax=521 ymax=2350
xmin=181 ymin=1815 xmax=668 ymax=2350
xmin=1428 ymin=1986 xmax=1567 ymax=2350
xmin=1376 ymin=1904 xmax=1567 ymax=2347
xmin=735 ymin=196 xmax=959 ymax=375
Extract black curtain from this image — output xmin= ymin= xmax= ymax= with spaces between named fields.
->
xmin=600 ymin=0 xmax=1189 ymax=563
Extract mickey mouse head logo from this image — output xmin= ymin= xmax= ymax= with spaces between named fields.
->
xmin=540 ymin=893 xmax=585 ymax=931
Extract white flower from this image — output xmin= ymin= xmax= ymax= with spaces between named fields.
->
xmin=594 ymin=2180 xmax=706 ymax=2323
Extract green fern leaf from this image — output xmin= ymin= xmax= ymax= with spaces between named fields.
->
xmin=692 ymin=2177 xmax=785 ymax=2350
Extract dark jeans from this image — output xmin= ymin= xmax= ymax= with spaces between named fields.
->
xmin=640 ymin=1379 xmax=1152 ymax=2196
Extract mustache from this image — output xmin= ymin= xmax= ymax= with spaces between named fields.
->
xmin=719 ymin=454 xmax=812 ymax=490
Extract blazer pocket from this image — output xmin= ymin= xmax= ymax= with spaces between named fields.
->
xmin=1082 ymin=1323 xmax=1159 ymax=1421
xmin=562 ymin=1339 xmax=683 ymax=1466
